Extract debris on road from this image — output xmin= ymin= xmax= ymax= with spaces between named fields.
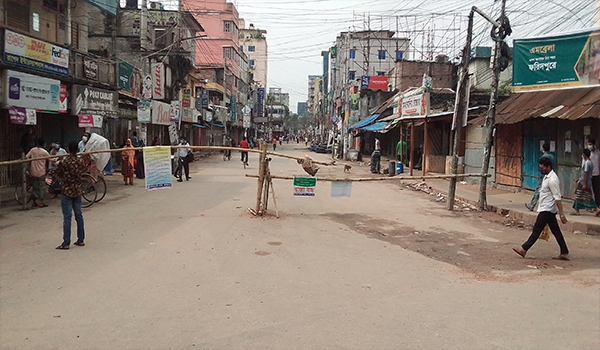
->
xmin=405 ymin=181 xmax=479 ymax=212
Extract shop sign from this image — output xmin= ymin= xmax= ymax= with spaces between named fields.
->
xmin=72 ymin=85 xmax=118 ymax=118
xmin=5 ymin=70 xmax=60 ymax=111
xmin=401 ymin=92 xmax=430 ymax=118
xmin=84 ymin=57 xmax=99 ymax=80
xmin=151 ymin=100 xmax=171 ymax=125
xmin=256 ymin=87 xmax=265 ymax=117
xmin=242 ymin=105 xmax=251 ymax=128
xmin=4 ymin=29 xmax=69 ymax=76
xmin=142 ymin=74 xmax=152 ymax=99
xmin=170 ymin=101 xmax=181 ymax=122
xmin=513 ymin=29 xmax=600 ymax=92
xmin=59 ymin=85 xmax=68 ymax=113
xmin=182 ymin=108 xmax=197 ymax=123
xmin=9 ymin=106 xmax=36 ymax=125
xmin=118 ymin=61 xmax=142 ymax=98
xmin=151 ymin=63 xmax=165 ymax=99
xmin=78 ymin=114 xmax=103 ymax=128
xmin=231 ymin=95 xmax=237 ymax=121
xmin=137 ymin=99 xmax=151 ymax=123
xmin=360 ymin=76 xmax=388 ymax=90
xmin=200 ymin=88 xmax=209 ymax=110
xmin=182 ymin=88 xmax=191 ymax=107
xmin=293 ymin=177 xmax=316 ymax=197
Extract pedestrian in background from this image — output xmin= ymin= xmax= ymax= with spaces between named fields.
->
xmin=121 ymin=139 xmax=135 ymax=185
xmin=240 ymin=137 xmax=249 ymax=166
xmin=55 ymin=141 xmax=86 ymax=250
xmin=175 ymin=136 xmax=191 ymax=182
xmin=25 ymin=138 xmax=50 ymax=208
xmin=272 ymin=137 xmax=277 ymax=151
xmin=48 ymin=141 xmax=67 ymax=172
xmin=513 ymin=157 xmax=569 ymax=260
xmin=586 ymin=138 xmax=600 ymax=207
xmin=526 ymin=142 xmax=555 ymax=211
xmin=572 ymin=148 xmax=599 ymax=216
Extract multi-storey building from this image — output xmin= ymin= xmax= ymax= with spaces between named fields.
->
xmin=307 ymin=75 xmax=322 ymax=117
xmin=239 ymin=20 xmax=267 ymax=89
xmin=268 ymin=88 xmax=289 ymax=108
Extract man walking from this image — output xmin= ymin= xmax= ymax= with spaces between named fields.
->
xmin=525 ymin=142 xmax=555 ymax=211
xmin=25 ymin=138 xmax=51 ymax=208
xmin=240 ymin=137 xmax=249 ymax=166
xmin=175 ymin=136 xmax=191 ymax=182
xmin=587 ymin=138 xmax=600 ymax=207
xmin=55 ymin=141 xmax=86 ymax=250
xmin=513 ymin=157 xmax=569 ymax=260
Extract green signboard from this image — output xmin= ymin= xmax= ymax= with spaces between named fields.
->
xmin=513 ymin=29 xmax=600 ymax=92
xmin=293 ymin=176 xmax=316 ymax=196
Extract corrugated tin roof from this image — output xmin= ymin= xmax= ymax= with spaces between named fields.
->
xmin=496 ymin=87 xmax=600 ymax=124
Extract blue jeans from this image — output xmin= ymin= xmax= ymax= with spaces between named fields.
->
xmin=61 ymin=195 xmax=85 ymax=246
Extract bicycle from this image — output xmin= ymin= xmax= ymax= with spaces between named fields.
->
xmin=15 ymin=171 xmax=97 ymax=208
xmin=81 ymin=155 xmax=107 ymax=203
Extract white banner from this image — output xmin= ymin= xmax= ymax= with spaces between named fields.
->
xmin=5 ymin=70 xmax=60 ymax=111
xmin=151 ymin=63 xmax=165 ymax=99
xmin=401 ymin=92 xmax=430 ymax=119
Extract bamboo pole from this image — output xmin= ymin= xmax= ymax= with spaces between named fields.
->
xmin=269 ymin=176 xmax=280 ymax=218
xmin=245 ymin=173 xmax=491 ymax=182
xmin=254 ymin=141 xmax=268 ymax=214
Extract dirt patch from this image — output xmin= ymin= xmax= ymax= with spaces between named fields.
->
xmin=322 ymin=212 xmax=600 ymax=284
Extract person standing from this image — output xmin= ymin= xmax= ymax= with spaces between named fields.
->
xmin=48 ymin=141 xmax=67 ymax=172
xmin=151 ymin=136 xmax=160 ymax=146
xmin=572 ymin=148 xmax=600 ymax=216
xmin=78 ymin=132 xmax=91 ymax=153
xmin=272 ymin=137 xmax=277 ymax=151
xmin=240 ymin=137 xmax=249 ymax=166
xmin=175 ymin=136 xmax=191 ymax=182
xmin=513 ymin=157 xmax=569 ymax=260
xmin=25 ymin=138 xmax=51 ymax=208
xmin=396 ymin=139 xmax=407 ymax=163
xmin=525 ymin=142 xmax=556 ymax=211
xmin=55 ymin=141 xmax=86 ymax=250
xmin=121 ymin=139 xmax=135 ymax=185
xmin=587 ymin=138 xmax=600 ymax=207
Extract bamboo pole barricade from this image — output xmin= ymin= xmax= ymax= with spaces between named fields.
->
xmin=246 ymin=173 xmax=491 ymax=182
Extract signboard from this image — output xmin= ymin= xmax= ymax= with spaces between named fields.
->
xmin=170 ymin=101 xmax=181 ymax=122
xmin=118 ymin=61 xmax=142 ymax=97
xmin=361 ymin=76 xmax=389 ymax=90
xmin=331 ymin=181 xmax=352 ymax=197
xmin=3 ymin=29 xmax=69 ymax=76
xmin=9 ymin=106 xmax=36 ymax=125
xmin=78 ymin=114 xmax=103 ymax=128
xmin=151 ymin=63 xmax=165 ymax=99
xmin=256 ymin=87 xmax=265 ymax=118
xmin=201 ymin=88 xmax=209 ymax=110
xmin=142 ymin=74 xmax=152 ymax=99
xmin=242 ymin=105 xmax=251 ymax=128
xmin=401 ymin=92 xmax=430 ymax=118
xmin=132 ymin=10 xmax=178 ymax=35
xmin=231 ymin=95 xmax=237 ymax=121
xmin=84 ymin=57 xmax=99 ymax=81
xmin=72 ymin=85 xmax=118 ymax=118
xmin=513 ymin=29 xmax=600 ymax=92
xmin=293 ymin=176 xmax=316 ymax=197
xmin=5 ymin=70 xmax=60 ymax=111
xmin=137 ymin=100 xmax=151 ymax=123
xmin=143 ymin=146 xmax=173 ymax=190
xmin=151 ymin=100 xmax=171 ymax=125
xmin=59 ymin=85 xmax=68 ymax=113
xmin=182 ymin=88 xmax=191 ymax=108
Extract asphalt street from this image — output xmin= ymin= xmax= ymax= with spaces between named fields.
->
xmin=1 ymin=144 xmax=599 ymax=350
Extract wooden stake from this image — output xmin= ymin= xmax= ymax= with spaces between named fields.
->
xmin=269 ymin=176 xmax=280 ymax=218
xmin=254 ymin=141 xmax=267 ymax=215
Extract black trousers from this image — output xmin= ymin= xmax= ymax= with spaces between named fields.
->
xmin=241 ymin=151 xmax=248 ymax=164
xmin=522 ymin=211 xmax=569 ymax=255
xmin=592 ymin=175 xmax=600 ymax=207
xmin=176 ymin=158 xmax=189 ymax=179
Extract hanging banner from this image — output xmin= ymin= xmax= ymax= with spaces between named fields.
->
xmin=137 ymin=99 xmax=151 ymax=123
xmin=143 ymin=146 xmax=172 ymax=190
xmin=513 ymin=29 xmax=600 ymax=92
xmin=5 ymin=70 xmax=60 ymax=111
xmin=78 ymin=114 xmax=103 ymax=128
xmin=9 ymin=106 xmax=36 ymax=125
xmin=3 ymin=29 xmax=69 ymax=76
xmin=151 ymin=100 xmax=171 ymax=125
xmin=151 ymin=63 xmax=165 ymax=99
xmin=293 ymin=177 xmax=317 ymax=197
xmin=142 ymin=74 xmax=153 ymax=99
xmin=361 ymin=76 xmax=389 ymax=90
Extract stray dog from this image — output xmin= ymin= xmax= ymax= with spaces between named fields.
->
xmin=343 ymin=164 xmax=352 ymax=173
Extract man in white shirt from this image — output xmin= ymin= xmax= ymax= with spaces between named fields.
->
xmin=513 ymin=157 xmax=570 ymax=260
xmin=587 ymin=138 xmax=600 ymax=207
xmin=175 ymin=136 xmax=191 ymax=182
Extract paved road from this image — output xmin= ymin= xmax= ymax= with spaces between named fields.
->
xmin=1 ymin=144 xmax=599 ymax=349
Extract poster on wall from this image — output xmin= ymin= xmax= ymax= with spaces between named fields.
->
xmin=513 ymin=29 xmax=600 ymax=92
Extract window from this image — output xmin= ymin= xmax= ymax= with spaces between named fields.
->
xmin=224 ymin=20 xmax=234 ymax=33
xmin=349 ymin=49 xmax=356 ymax=59
xmin=348 ymin=71 xmax=356 ymax=81
xmin=223 ymin=47 xmax=234 ymax=60
xmin=377 ymin=71 xmax=386 ymax=76
xmin=378 ymin=50 xmax=386 ymax=60
xmin=396 ymin=51 xmax=404 ymax=60
xmin=249 ymin=59 xmax=255 ymax=67
xmin=239 ymin=45 xmax=244 ymax=51
xmin=32 ymin=12 xmax=40 ymax=32
xmin=248 ymin=46 xmax=256 ymax=52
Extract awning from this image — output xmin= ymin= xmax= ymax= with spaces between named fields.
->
xmin=361 ymin=122 xmax=390 ymax=132
xmin=348 ymin=114 xmax=379 ymax=130
xmin=193 ymin=124 xmax=206 ymax=128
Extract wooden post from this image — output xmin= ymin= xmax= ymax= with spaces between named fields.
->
xmin=422 ymin=119 xmax=428 ymax=176
xmin=255 ymin=141 xmax=267 ymax=214
xmin=410 ymin=121 xmax=415 ymax=176
xmin=448 ymin=9 xmax=474 ymax=211
xmin=21 ymin=156 xmax=27 ymax=211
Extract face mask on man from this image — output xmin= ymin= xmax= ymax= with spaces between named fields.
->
xmin=82 ymin=136 xmax=88 ymax=142
xmin=587 ymin=145 xmax=594 ymax=151
xmin=54 ymin=144 xmax=60 ymax=150
xmin=540 ymin=168 xmax=549 ymax=175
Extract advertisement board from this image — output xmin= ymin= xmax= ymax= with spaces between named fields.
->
xmin=151 ymin=63 xmax=165 ymax=99
xmin=5 ymin=70 xmax=60 ymax=111
xmin=137 ymin=100 xmax=151 ymax=123
xmin=401 ymin=92 xmax=430 ymax=118
xmin=256 ymin=87 xmax=265 ymax=118
xmin=151 ymin=100 xmax=171 ymax=125
xmin=72 ymin=85 xmax=118 ymax=118
xmin=9 ymin=106 xmax=36 ymax=125
xmin=361 ymin=76 xmax=389 ymax=90
xmin=4 ymin=29 xmax=69 ymax=76
xmin=513 ymin=29 xmax=600 ymax=92
xmin=118 ymin=61 xmax=142 ymax=98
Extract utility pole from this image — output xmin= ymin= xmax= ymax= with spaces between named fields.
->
xmin=478 ymin=0 xmax=508 ymax=210
xmin=447 ymin=10 xmax=474 ymax=211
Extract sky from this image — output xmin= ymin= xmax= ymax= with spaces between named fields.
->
xmin=233 ymin=0 xmax=597 ymax=113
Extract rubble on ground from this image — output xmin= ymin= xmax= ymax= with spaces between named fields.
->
xmin=405 ymin=181 xmax=479 ymax=212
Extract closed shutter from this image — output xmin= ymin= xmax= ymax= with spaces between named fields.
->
xmin=6 ymin=0 xmax=30 ymax=32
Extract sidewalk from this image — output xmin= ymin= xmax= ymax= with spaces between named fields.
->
xmin=421 ymin=178 xmax=600 ymax=236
